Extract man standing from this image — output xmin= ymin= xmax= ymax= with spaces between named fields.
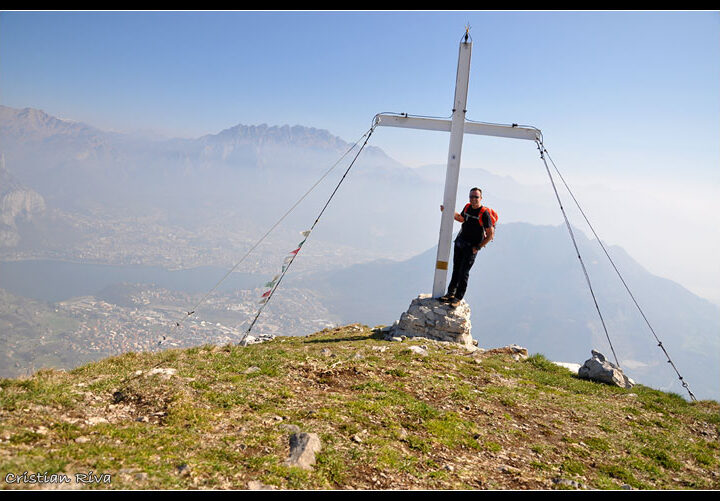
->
xmin=439 ymin=187 xmax=495 ymax=307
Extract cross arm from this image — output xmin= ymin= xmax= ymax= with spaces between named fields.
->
xmin=373 ymin=113 xmax=540 ymax=141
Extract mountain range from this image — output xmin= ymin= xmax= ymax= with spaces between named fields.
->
xmin=0 ymin=105 xmax=559 ymax=257
xmin=0 ymin=105 xmax=717 ymax=401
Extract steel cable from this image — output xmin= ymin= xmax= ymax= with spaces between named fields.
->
xmin=539 ymin=142 xmax=696 ymax=401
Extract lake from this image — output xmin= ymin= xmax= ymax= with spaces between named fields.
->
xmin=0 ymin=260 xmax=264 ymax=303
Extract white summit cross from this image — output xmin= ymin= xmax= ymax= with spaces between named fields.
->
xmin=374 ymin=30 xmax=541 ymax=298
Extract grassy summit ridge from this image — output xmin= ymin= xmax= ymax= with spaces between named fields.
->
xmin=1 ymin=324 xmax=718 ymax=490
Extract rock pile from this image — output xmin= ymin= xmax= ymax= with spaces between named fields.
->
xmin=578 ymin=350 xmax=635 ymax=389
xmin=382 ymin=294 xmax=475 ymax=347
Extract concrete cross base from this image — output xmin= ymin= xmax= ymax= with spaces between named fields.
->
xmin=382 ymin=294 xmax=476 ymax=347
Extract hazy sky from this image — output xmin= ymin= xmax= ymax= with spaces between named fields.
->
xmin=1 ymin=11 xmax=719 ymax=304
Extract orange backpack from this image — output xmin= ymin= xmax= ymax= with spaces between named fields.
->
xmin=463 ymin=204 xmax=498 ymax=227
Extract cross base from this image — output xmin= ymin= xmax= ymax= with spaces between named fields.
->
xmin=380 ymin=294 xmax=476 ymax=347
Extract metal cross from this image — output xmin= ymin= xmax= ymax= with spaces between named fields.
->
xmin=374 ymin=32 xmax=540 ymax=297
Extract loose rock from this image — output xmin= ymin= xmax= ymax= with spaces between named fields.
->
xmin=247 ymin=480 xmax=276 ymax=490
xmin=239 ymin=333 xmax=275 ymax=347
xmin=484 ymin=345 xmax=528 ymax=359
xmin=553 ymin=478 xmax=589 ymax=489
xmin=408 ymin=345 xmax=429 ymax=356
xmin=578 ymin=350 xmax=634 ymax=389
xmin=147 ymin=368 xmax=177 ymax=378
xmin=86 ymin=417 xmax=108 ymax=425
xmin=285 ymin=432 xmax=322 ymax=470
xmin=176 ymin=464 xmax=191 ymax=477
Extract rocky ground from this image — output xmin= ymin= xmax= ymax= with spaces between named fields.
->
xmin=1 ymin=324 xmax=718 ymax=490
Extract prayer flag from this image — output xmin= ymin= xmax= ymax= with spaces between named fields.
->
xmin=256 ymin=232 xmax=311 ymax=303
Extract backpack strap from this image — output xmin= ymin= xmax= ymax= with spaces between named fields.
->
xmin=462 ymin=204 xmax=498 ymax=227
xmin=462 ymin=203 xmax=482 ymax=223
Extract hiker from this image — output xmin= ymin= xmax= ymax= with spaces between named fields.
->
xmin=439 ymin=187 xmax=496 ymax=307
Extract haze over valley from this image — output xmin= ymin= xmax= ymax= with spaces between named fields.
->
xmin=1 ymin=105 xmax=717 ymax=401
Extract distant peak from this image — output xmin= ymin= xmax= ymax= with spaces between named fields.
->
xmin=205 ymin=122 xmax=349 ymax=150
xmin=0 ymin=105 xmax=94 ymax=134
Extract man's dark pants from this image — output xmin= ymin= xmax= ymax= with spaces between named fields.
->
xmin=447 ymin=237 xmax=477 ymax=301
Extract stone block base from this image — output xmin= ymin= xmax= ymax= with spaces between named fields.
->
xmin=383 ymin=294 xmax=475 ymax=347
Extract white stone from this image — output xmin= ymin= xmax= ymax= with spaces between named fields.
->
xmin=552 ymin=362 xmax=581 ymax=374
xmin=86 ymin=417 xmax=109 ymax=425
xmin=578 ymin=350 xmax=634 ymax=389
xmin=147 ymin=368 xmax=177 ymax=377
xmin=387 ymin=294 xmax=474 ymax=347
xmin=239 ymin=335 xmax=257 ymax=346
xmin=408 ymin=346 xmax=429 ymax=356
